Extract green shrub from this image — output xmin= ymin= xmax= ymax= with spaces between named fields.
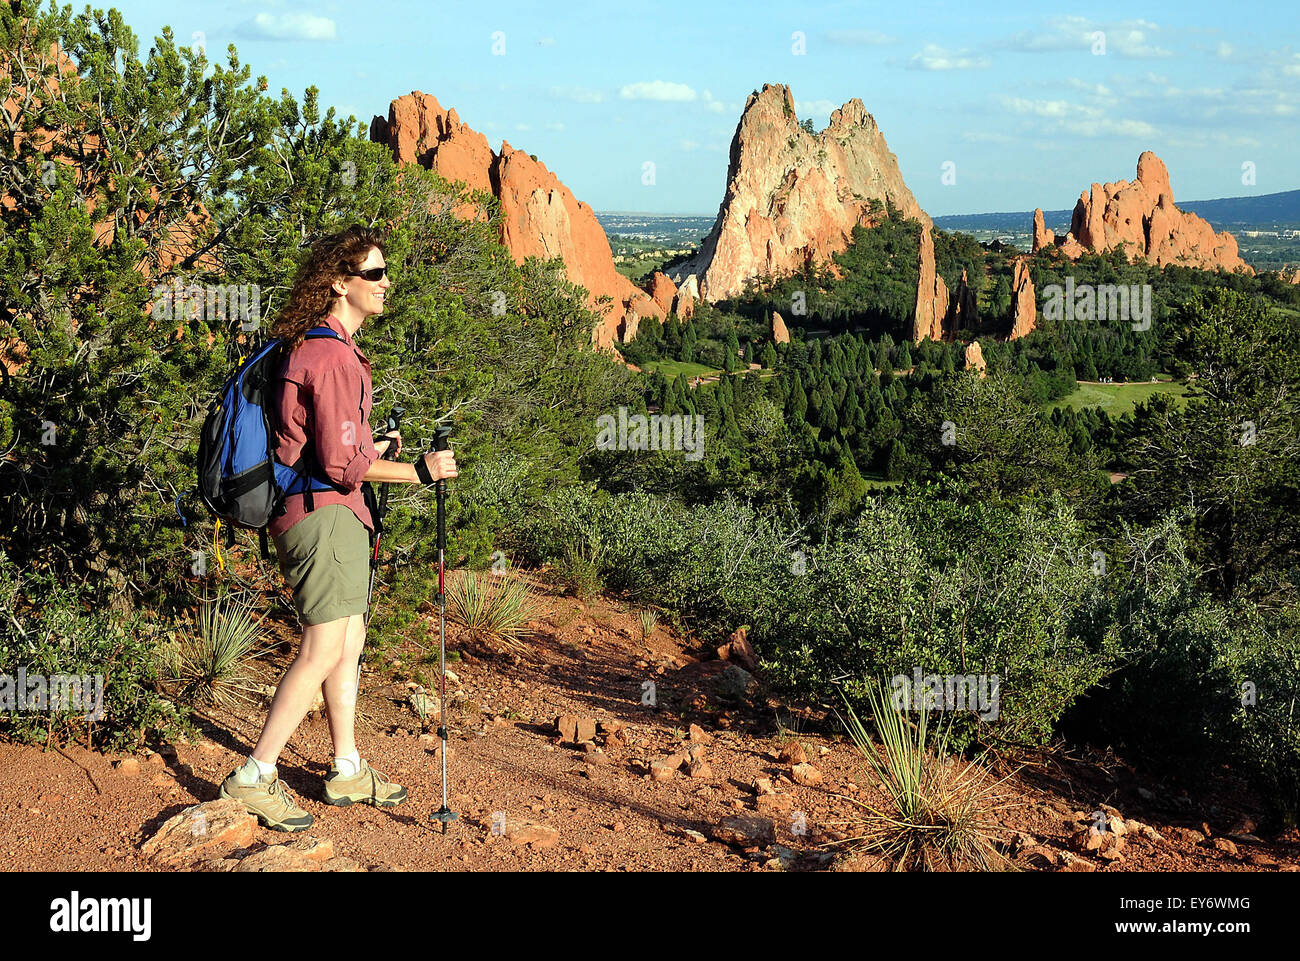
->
xmin=760 ymin=493 xmax=1118 ymax=750
xmin=0 ymin=551 xmax=190 ymax=750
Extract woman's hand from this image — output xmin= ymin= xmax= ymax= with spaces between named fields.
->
xmin=374 ymin=429 xmax=402 ymax=459
xmin=420 ymin=449 xmax=458 ymax=482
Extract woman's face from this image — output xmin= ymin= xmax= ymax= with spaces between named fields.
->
xmin=336 ymin=245 xmax=391 ymax=318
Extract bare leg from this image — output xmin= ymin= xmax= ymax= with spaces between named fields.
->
xmin=321 ymin=613 xmax=366 ymax=760
xmin=251 ymin=616 xmax=349 ymax=766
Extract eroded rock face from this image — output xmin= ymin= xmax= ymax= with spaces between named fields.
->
xmin=1010 ymin=258 xmax=1036 ymax=340
xmin=649 ymin=271 xmax=678 ymax=314
xmin=673 ymin=274 xmax=699 ymax=320
xmin=947 ymin=268 xmax=978 ymax=333
xmin=672 ymin=83 xmax=929 ymax=302
xmin=370 ymin=91 xmax=494 ymax=199
xmin=1032 ymin=208 xmax=1055 ymax=252
xmin=912 ymin=224 xmax=950 ymax=343
xmin=964 ymin=340 xmax=987 ymax=378
xmin=1035 ymin=152 xmax=1251 ymax=274
xmin=771 ymin=310 xmax=790 ymax=344
xmin=372 ymin=91 xmax=664 ymax=351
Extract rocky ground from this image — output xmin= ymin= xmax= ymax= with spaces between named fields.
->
xmin=1 ymin=572 xmax=1297 ymax=873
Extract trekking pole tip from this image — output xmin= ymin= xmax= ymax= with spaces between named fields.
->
xmin=431 ymin=807 xmax=459 ymax=833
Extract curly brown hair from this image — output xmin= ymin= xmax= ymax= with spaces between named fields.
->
xmin=270 ymin=225 xmax=388 ymax=349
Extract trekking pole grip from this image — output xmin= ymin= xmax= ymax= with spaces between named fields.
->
xmin=381 ymin=407 xmax=403 ymax=461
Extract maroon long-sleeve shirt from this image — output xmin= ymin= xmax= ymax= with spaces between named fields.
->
xmin=268 ymin=313 xmax=380 ymax=538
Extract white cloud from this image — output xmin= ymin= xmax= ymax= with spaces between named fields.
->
xmin=1005 ymin=97 xmax=1072 ymax=119
xmin=825 ymin=29 xmax=896 ymax=46
xmin=680 ymin=139 xmax=701 ymax=151
xmin=795 ymin=99 xmax=837 ymax=118
xmin=1004 ymin=16 xmax=1171 ymax=59
xmin=702 ymin=90 xmax=738 ymax=114
xmin=1064 ymin=78 xmax=1114 ymax=101
xmin=544 ymin=121 xmax=566 ymax=131
xmin=537 ymin=37 xmax=555 ymax=46
xmin=550 ymin=85 xmax=605 ymax=103
xmin=960 ymin=131 xmax=1016 ymax=144
xmin=908 ymin=44 xmax=991 ymax=70
xmin=620 ymin=81 xmax=697 ymax=102
xmin=1001 ymin=96 xmax=1157 ymax=138
xmin=236 ymin=12 xmax=336 ymax=42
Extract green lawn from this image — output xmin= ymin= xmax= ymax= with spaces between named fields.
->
xmin=636 ymin=359 xmax=725 ymax=380
xmin=1048 ymin=379 xmax=1190 ymax=417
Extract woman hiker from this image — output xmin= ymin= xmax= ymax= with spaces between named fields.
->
xmin=219 ymin=225 xmax=458 ymax=832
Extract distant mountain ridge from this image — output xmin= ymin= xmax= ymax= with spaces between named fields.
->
xmin=934 ymin=188 xmax=1300 ymax=234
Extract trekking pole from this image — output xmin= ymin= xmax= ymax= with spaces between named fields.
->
xmin=429 ymin=415 xmax=458 ymax=833
xmin=359 ymin=408 xmax=403 ymax=691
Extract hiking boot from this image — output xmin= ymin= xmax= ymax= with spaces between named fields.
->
xmin=322 ymin=759 xmax=408 ymax=807
xmin=219 ymin=769 xmax=314 ymax=833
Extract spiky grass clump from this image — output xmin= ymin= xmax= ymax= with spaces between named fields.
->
xmin=638 ymin=608 xmax=658 ymax=640
xmin=172 ymin=589 xmax=270 ymax=710
xmin=447 ymin=570 xmax=536 ymax=654
xmin=835 ymin=680 xmax=1012 ymax=872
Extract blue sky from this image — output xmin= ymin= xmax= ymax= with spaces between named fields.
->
xmin=102 ymin=0 xmax=1298 ymax=216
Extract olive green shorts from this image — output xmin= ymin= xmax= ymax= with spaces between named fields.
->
xmin=272 ymin=505 xmax=370 ymax=626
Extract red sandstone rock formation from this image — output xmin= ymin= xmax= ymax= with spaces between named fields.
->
xmin=1034 ymin=152 xmax=1251 ymax=274
xmin=371 ymin=91 xmax=664 ymax=351
xmin=672 ymin=83 xmax=929 ymax=302
xmin=946 ymin=267 xmax=978 ymax=334
xmin=771 ymin=310 xmax=790 ymax=344
xmin=1032 ymin=208 xmax=1055 ymax=253
xmin=649 ymin=272 xmax=678 ymax=314
xmin=672 ymin=276 xmax=696 ymax=321
xmin=912 ymin=224 xmax=950 ymax=344
xmin=1009 ymin=258 xmax=1036 ymax=340
xmin=964 ymin=340 xmax=987 ymax=379
xmin=618 ymin=308 xmax=640 ymax=344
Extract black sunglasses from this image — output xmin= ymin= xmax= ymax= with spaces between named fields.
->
xmin=346 ymin=266 xmax=388 ymax=282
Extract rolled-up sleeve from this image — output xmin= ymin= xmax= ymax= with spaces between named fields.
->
xmin=308 ymin=363 xmax=379 ymax=491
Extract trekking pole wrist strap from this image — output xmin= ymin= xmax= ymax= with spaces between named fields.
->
xmin=414 ymin=455 xmax=435 ymax=486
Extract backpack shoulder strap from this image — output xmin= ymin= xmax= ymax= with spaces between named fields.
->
xmin=302 ymin=326 xmax=343 ymax=341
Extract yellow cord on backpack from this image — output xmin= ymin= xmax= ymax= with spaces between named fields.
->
xmin=213 ymin=518 xmax=226 ymax=572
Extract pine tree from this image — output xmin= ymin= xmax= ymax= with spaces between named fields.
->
xmin=787 ymin=371 xmax=809 ymax=422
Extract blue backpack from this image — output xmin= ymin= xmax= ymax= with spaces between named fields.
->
xmin=197 ymin=326 xmax=346 ymax=560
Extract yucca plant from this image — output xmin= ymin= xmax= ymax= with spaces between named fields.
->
xmin=447 ymin=570 xmax=536 ymax=655
xmin=172 ymin=588 xmax=272 ymax=710
xmin=833 ymin=680 xmax=1012 ymax=872
xmin=638 ymin=608 xmax=658 ymax=640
